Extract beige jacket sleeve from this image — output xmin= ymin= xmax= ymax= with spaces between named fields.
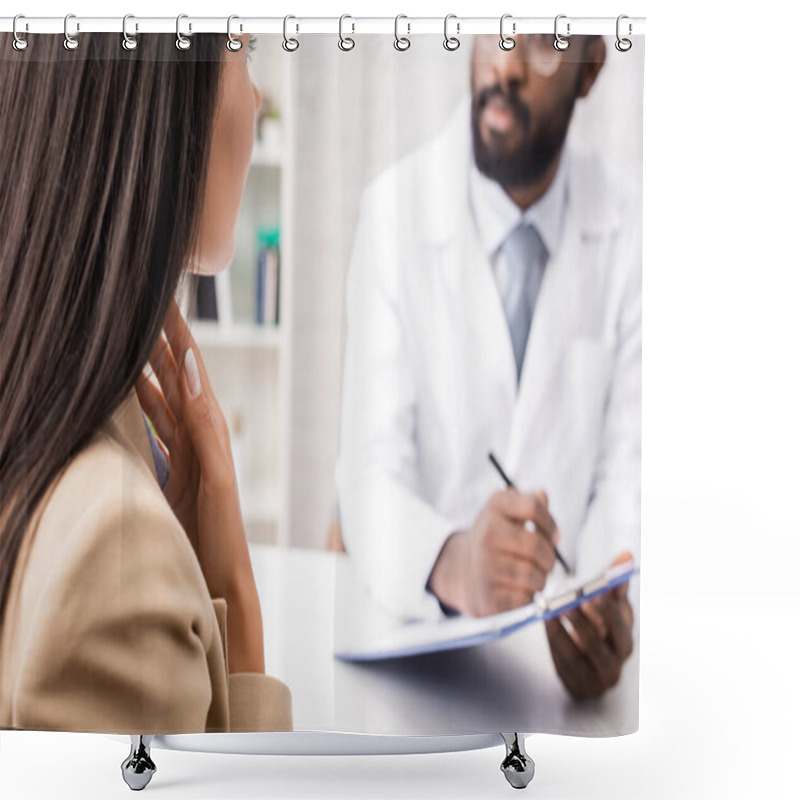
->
xmin=210 ymin=597 xmax=293 ymax=732
xmin=11 ymin=495 xmax=292 ymax=734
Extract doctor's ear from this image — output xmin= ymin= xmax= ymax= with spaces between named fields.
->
xmin=576 ymin=36 xmax=606 ymax=99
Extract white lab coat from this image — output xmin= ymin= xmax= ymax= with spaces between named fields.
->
xmin=335 ymin=95 xmax=642 ymax=623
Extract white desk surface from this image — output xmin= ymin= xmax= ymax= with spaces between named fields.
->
xmin=250 ymin=544 xmax=639 ymax=738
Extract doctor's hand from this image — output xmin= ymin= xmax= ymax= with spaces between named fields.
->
xmin=135 ymin=297 xmax=265 ymax=675
xmin=427 ymin=489 xmax=560 ymax=617
xmin=545 ymin=551 xmax=634 ymax=701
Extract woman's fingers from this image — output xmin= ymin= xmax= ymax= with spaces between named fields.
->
xmin=177 ymin=345 xmax=233 ymax=489
xmin=147 ymin=332 xmax=182 ymax=408
xmin=146 ymin=296 xmax=207 ymax=423
xmin=135 ymin=371 xmax=177 ymax=448
xmin=163 ymin=297 xmax=209 ymax=388
xmin=147 ymin=296 xmax=233 ymax=489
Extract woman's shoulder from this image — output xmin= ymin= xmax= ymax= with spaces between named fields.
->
xmin=0 ymin=425 xmax=227 ymax=733
xmin=15 ymin=425 xmax=211 ymax=635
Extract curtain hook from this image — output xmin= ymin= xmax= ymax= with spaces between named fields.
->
xmin=554 ymin=14 xmax=570 ymax=51
xmin=338 ymin=14 xmax=355 ymax=51
xmin=12 ymin=14 xmax=28 ymax=51
xmin=63 ymin=13 xmax=79 ymax=51
xmin=122 ymin=14 xmax=138 ymax=51
xmin=227 ymin=15 xmax=243 ymax=52
xmin=176 ymin=14 xmax=192 ymax=50
xmin=394 ymin=14 xmax=410 ymax=51
xmin=283 ymin=15 xmax=299 ymax=52
xmin=615 ymin=15 xmax=632 ymax=51
xmin=443 ymin=14 xmax=460 ymax=51
xmin=499 ymin=14 xmax=515 ymax=51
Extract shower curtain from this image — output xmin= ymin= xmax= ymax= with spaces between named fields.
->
xmin=1 ymin=22 xmax=643 ymax=741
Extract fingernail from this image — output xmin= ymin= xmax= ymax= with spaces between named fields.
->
xmin=185 ymin=347 xmax=201 ymax=398
xmin=554 ymin=528 xmax=561 ymax=546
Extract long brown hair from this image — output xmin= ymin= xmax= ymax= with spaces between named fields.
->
xmin=0 ymin=33 xmax=227 ymax=628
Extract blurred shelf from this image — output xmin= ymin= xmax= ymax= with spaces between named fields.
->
xmin=250 ymin=144 xmax=283 ymax=168
xmin=190 ymin=320 xmax=282 ymax=350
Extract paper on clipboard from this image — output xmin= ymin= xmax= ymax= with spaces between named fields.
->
xmin=334 ymin=560 xmax=638 ymax=662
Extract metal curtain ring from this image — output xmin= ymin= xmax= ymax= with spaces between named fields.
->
xmin=227 ymin=15 xmax=243 ymax=51
xmin=122 ymin=14 xmax=138 ymax=51
xmin=176 ymin=14 xmax=192 ymax=50
xmin=283 ymin=15 xmax=299 ymax=52
xmin=12 ymin=15 xmax=28 ymax=51
xmin=615 ymin=14 xmax=632 ymax=51
xmin=499 ymin=14 xmax=515 ymax=51
xmin=338 ymin=14 xmax=355 ymax=51
xmin=443 ymin=14 xmax=460 ymax=51
xmin=394 ymin=14 xmax=410 ymax=51
xmin=63 ymin=13 xmax=79 ymax=51
xmin=554 ymin=14 xmax=570 ymax=51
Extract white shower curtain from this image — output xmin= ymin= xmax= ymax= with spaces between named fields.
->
xmin=1 ymin=24 xmax=643 ymax=741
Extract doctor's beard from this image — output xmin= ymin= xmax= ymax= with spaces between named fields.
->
xmin=470 ymin=83 xmax=578 ymax=190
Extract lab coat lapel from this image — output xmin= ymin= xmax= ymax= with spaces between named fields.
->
xmin=503 ymin=148 xmax=618 ymax=477
xmin=423 ymin=101 xmax=518 ymax=454
xmin=435 ymin=210 xmax=518 ymax=441
xmin=503 ymin=200 xmax=583 ymax=475
xmin=422 ymin=96 xmax=517 ymax=440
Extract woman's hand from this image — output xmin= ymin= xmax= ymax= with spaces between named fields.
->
xmin=134 ymin=296 xmax=264 ymax=674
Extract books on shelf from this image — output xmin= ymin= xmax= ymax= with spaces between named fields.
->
xmin=195 ymin=275 xmax=218 ymax=320
xmin=191 ymin=224 xmax=281 ymax=332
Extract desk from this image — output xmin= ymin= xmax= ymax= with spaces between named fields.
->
xmin=122 ymin=544 xmax=637 ymax=758
xmin=251 ymin=545 xmax=639 ymax=738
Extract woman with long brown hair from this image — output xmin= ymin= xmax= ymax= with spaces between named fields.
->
xmin=0 ymin=31 xmax=292 ymax=733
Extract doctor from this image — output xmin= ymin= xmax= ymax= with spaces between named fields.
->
xmin=336 ymin=34 xmax=639 ymax=700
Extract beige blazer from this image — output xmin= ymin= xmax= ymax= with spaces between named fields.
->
xmin=0 ymin=387 xmax=293 ymax=734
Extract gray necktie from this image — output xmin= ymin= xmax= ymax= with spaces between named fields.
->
xmin=500 ymin=222 xmax=546 ymax=382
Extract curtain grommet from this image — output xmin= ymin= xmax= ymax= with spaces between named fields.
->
xmin=283 ymin=15 xmax=299 ymax=52
xmin=122 ymin=14 xmax=138 ymax=51
xmin=63 ymin=13 xmax=79 ymax=51
xmin=12 ymin=15 xmax=29 ymax=51
xmin=499 ymin=14 xmax=515 ymax=51
xmin=615 ymin=15 xmax=632 ymax=51
xmin=443 ymin=14 xmax=460 ymax=51
xmin=227 ymin=15 xmax=243 ymax=52
xmin=394 ymin=14 xmax=411 ymax=51
xmin=175 ymin=14 xmax=192 ymax=50
xmin=338 ymin=14 xmax=355 ymax=51
xmin=554 ymin=14 xmax=570 ymax=51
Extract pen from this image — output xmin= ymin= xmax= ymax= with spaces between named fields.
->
xmin=488 ymin=451 xmax=573 ymax=576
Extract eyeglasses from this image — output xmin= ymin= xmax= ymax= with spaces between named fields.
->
xmin=473 ymin=34 xmax=577 ymax=78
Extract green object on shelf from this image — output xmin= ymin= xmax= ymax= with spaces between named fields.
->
xmin=257 ymin=225 xmax=280 ymax=249
xmin=256 ymin=225 xmax=281 ymax=326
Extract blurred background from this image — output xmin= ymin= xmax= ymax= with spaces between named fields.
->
xmin=185 ymin=33 xmax=644 ymax=552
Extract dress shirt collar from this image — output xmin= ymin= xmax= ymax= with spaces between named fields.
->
xmin=142 ymin=410 xmax=170 ymax=490
xmin=468 ymin=140 xmax=570 ymax=261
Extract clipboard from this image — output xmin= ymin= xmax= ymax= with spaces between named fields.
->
xmin=334 ymin=560 xmax=638 ymax=662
